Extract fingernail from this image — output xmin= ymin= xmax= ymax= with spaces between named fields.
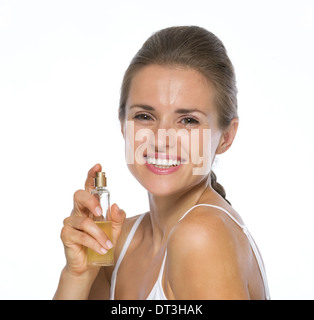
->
xmin=95 ymin=206 xmax=102 ymax=216
xmin=100 ymin=247 xmax=107 ymax=255
xmin=106 ymin=239 xmax=113 ymax=249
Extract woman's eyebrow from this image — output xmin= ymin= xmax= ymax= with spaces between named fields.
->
xmin=175 ymin=108 xmax=207 ymax=116
xmin=129 ymin=104 xmax=155 ymax=111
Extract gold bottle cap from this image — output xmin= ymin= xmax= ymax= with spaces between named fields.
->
xmin=94 ymin=172 xmax=107 ymax=187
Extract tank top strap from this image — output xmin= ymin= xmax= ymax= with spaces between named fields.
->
xmin=110 ymin=213 xmax=145 ymax=300
xmin=178 ymin=203 xmax=246 ymax=228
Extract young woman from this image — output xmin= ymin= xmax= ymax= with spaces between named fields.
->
xmin=54 ymin=26 xmax=270 ymax=300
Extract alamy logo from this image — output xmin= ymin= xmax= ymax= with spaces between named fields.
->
xmin=124 ymin=121 xmax=212 ymax=175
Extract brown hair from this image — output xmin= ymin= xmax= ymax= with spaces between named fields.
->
xmin=119 ymin=26 xmax=238 ymax=205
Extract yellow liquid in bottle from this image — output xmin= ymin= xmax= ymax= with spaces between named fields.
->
xmin=87 ymin=221 xmax=114 ymax=266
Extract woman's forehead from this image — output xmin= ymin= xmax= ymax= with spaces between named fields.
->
xmin=126 ymin=65 xmax=216 ymax=114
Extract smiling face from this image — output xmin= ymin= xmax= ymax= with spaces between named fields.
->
xmin=121 ymin=64 xmax=224 ymax=196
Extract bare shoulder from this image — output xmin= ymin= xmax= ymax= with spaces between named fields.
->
xmin=169 ymin=204 xmax=244 ymax=250
xmin=166 ymin=205 xmax=250 ymax=299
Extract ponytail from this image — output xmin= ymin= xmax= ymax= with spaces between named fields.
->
xmin=210 ymin=171 xmax=231 ymax=205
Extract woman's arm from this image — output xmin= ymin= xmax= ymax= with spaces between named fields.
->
xmin=166 ymin=207 xmax=250 ymax=300
xmin=54 ymin=267 xmax=101 ymax=300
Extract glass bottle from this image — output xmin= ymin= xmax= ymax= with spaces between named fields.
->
xmin=87 ymin=172 xmax=114 ymax=266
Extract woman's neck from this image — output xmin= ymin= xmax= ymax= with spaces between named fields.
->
xmin=147 ymin=176 xmax=211 ymax=250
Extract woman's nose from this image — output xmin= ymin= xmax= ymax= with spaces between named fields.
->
xmin=150 ymin=120 xmax=177 ymax=153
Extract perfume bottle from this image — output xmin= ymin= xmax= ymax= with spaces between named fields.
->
xmin=87 ymin=172 xmax=114 ymax=266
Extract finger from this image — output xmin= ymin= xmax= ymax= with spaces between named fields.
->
xmin=110 ymin=203 xmax=126 ymax=245
xmin=110 ymin=203 xmax=126 ymax=224
xmin=63 ymin=216 xmax=112 ymax=251
xmin=72 ymin=189 xmax=103 ymax=218
xmin=85 ymin=163 xmax=102 ymax=193
xmin=61 ymin=225 xmax=108 ymax=255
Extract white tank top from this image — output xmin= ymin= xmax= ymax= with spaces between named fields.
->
xmin=110 ymin=204 xmax=270 ymax=300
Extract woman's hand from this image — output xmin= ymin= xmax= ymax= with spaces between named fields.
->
xmin=60 ymin=164 xmax=126 ymax=279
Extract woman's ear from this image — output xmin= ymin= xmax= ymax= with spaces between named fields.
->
xmin=216 ymin=118 xmax=239 ymax=155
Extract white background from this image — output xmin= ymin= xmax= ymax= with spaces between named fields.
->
xmin=0 ymin=0 xmax=313 ymax=299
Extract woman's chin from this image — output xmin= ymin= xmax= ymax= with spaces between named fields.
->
xmin=144 ymin=182 xmax=179 ymax=197
xmin=128 ymin=163 xmax=208 ymax=197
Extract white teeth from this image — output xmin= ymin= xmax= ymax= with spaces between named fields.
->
xmin=146 ymin=157 xmax=181 ymax=167
xmin=149 ymin=158 xmax=156 ymax=165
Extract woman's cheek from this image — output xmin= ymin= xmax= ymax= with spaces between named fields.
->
xmin=189 ymin=128 xmax=212 ymax=176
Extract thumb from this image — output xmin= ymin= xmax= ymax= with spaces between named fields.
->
xmin=110 ymin=203 xmax=126 ymax=246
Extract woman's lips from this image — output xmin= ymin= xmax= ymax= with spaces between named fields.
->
xmin=144 ymin=153 xmax=183 ymax=175
xmin=145 ymin=162 xmax=182 ymax=175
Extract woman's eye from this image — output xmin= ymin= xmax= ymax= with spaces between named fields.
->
xmin=180 ymin=117 xmax=199 ymax=126
xmin=134 ymin=113 xmax=154 ymax=121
